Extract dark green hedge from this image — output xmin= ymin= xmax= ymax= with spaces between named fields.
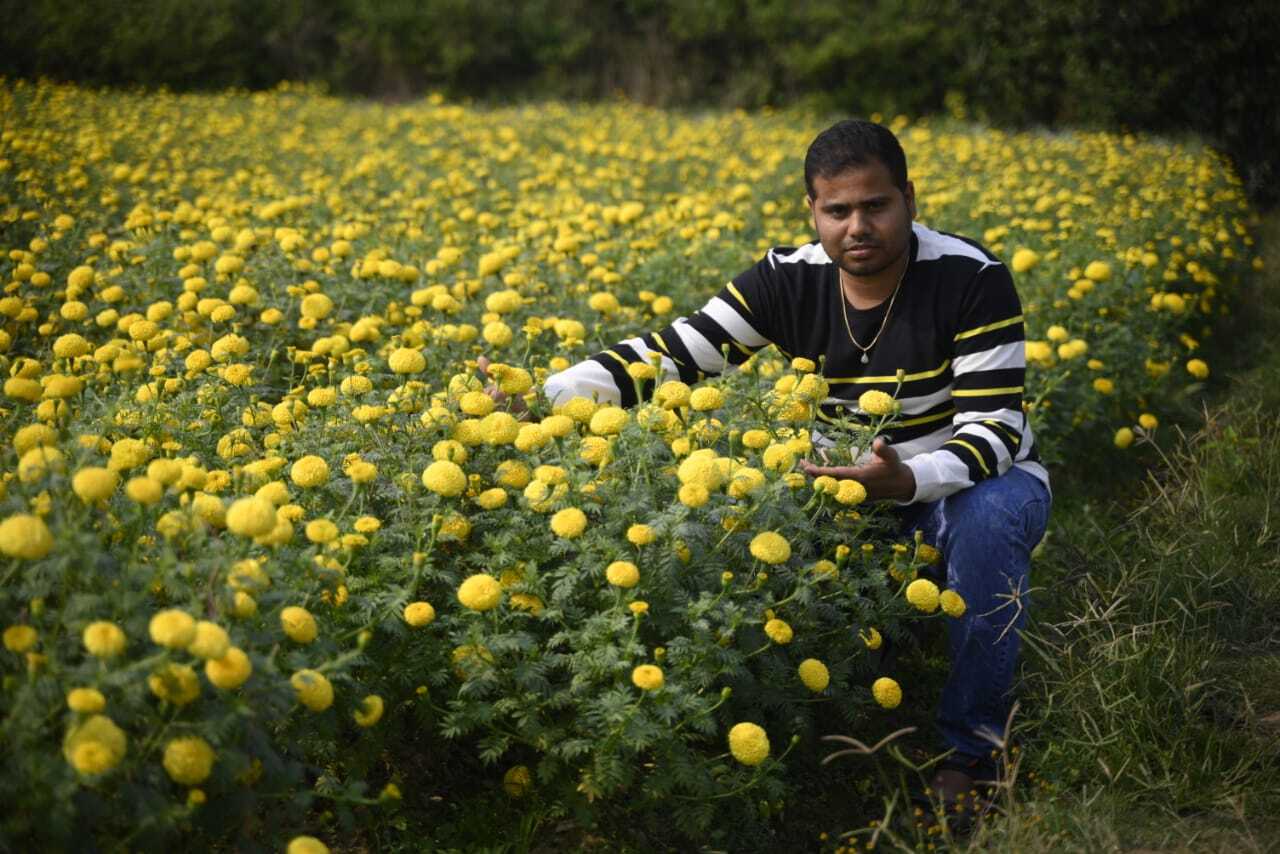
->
xmin=3 ymin=0 xmax=1276 ymax=205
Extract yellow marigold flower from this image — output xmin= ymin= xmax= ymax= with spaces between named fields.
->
xmin=290 ymin=455 xmax=329 ymax=488
xmin=872 ymin=676 xmax=902 ymax=709
xmin=626 ymin=361 xmax=657 ymax=381
xmin=1186 ymin=358 xmax=1210 ymax=380
xmin=347 ymin=460 xmax=378 ymax=483
xmin=0 ymin=514 xmax=54 ymax=559
xmin=4 ymin=376 xmax=41 ymax=402
xmin=431 ymin=440 xmax=468 ymax=464
xmin=791 ymin=357 xmax=817 ymax=373
xmin=550 ymin=507 xmax=588 ymax=538
xmin=514 ymin=423 xmax=549 ymax=452
xmin=761 ymin=443 xmax=795 ymax=472
xmin=287 ymin=836 xmax=331 ymax=854
xmin=305 ymin=519 xmax=339 ymax=544
xmin=422 ymin=460 xmax=466 ymax=496
xmin=810 ymin=559 xmax=837 ymax=578
xmin=798 ymin=658 xmax=830 ymax=692
xmin=1114 ymin=427 xmax=1134 ymax=449
xmin=458 ymin=574 xmax=503 ymax=611
xmin=749 ymin=531 xmax=791 ymax=565
xmin=589 ymin=406 xmax=629 ymax=436
xmin=280 ymin=606 xmax=318 ymax=643
xmin=1010 ymin=248 xmax=1040 ymax=273
xmin=404 ymin=601 xmax=436 ymax=626
xmin=67 ymin=687 xmax=107 ymax=713
xmin=510 ymin=593 xmax=544 ymax=615
xmin=905 ymin=578 xmax=940 ymax=613
xmin=353 ymin=694 xmax=384 ymax=727
xmin=232 ymin=592 xmax=257 ymax=618
xmin=764 ymin=618 xmax=793 ymax=644
xmin=149 ymin=609 xmax=196 ymax=648
xmin=63 ymin=715 xmax=127 ymax=775
xmin=18 ymin=446 xmax=65 ymax=484
xmin=458 ymin=390 xmax=495 ymax=416
xmin=225 ymin=496 xmax=278 ymax=537
xmin=83 ymin=621 xmax=126 ymax=658
xmin=626 ymin=523 xmax=656 ymax=546
xmin=503 ymin=765 xmax=533 ymax=798
xmin=351 ymin=515 xmax=380 ymax=534
xmin=629 ymin=600 xmax=650 ymax=616
xmin=147 ymin=458 xmax=183 ymax=486
xmin=1139 ymin=413 xmax=1159 ymax=430
xmin=677 ymin=455 xmax=723 ymax=491
xmin=915 ymin=543 xmax=942 ymax=565
xmin=678 ymin=482 xmax=710 ymax=508
xmin=475 ymin=487 xmax=508 ymax=509
xmin=480 ymin=411 xmax=520 ymax=445
xmin=631 ymin=664 xmax=664 ymax=691
xmin=13 ymin=423 xmax=57 ymax=454
xmin=187 ymin=621 xmax=230 ymax=660
xmin=728 ymin=722 xmax=770 ymax=766
xmin=835 ymin=479 xmax=867 ymax=506
xmin=860 ymin=627 xmax=883 ymax=650
xmin=606 ymin=560 xmax=640 ymax=588
xmin=163 ymin=736 xmax=215 ymax=785
xmin=300 ymin=293 xmax=333 ymax=320
xmin=205 ymin=647 xmax=253 ymax=690
xmin=1084 ymin=260 xmax=1112 ymax=282
xmin=148 ymin=663 xmax=200 ymax=705
xmin=108 ymin=437 xmax=152 ymax=471
xmin=291 ymin=669 xmax=334 ymax=712
xmin=741 ymin=429 xmax=770 ymax=449
xmin=858 ymin=389 xmax=897 ymax=416
xmin=125 ymin=476 xmax=163 ymax=505
xmin=655 ymin=381 xmax=691 ymax=409
xmin=1092 ymin=377 xmax=1114 ymax=394
xmin=540 ymin=413 xmax=574 ymax=438
xmin=727 ymin=466 xmax=766 ymax=498
xmin=689 ymin=386 xmax=725 ymax=411
xmin=939 ymin=589 xmax=967 ymax=618
xmin=388 ymin=347 xmax=426 ymax=373
xmin=4 ymin=624 xmax=37 ymax=652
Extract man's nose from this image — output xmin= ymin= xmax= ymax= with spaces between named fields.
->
xmin=846 ymin=210 xmax=872 ymax=238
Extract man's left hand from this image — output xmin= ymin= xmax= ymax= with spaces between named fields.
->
xmin=798 ymin=437 xmax=916 ymax=502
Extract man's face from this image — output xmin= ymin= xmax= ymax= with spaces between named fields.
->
xmin=808 ymin=161 xmax=916 ymax=281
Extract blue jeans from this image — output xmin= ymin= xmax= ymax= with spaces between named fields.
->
xmin=896 ymin=466 xmax=1051 ymax=767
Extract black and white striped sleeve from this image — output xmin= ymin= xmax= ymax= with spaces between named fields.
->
xmin=543 ymin=259 xmax=781 ymax=408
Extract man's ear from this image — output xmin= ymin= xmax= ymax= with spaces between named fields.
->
xmin=904 ymin=181 xmax=917 ymax=219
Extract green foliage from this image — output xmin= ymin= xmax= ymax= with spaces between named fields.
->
xmin=2 ymin=0 xmax=1277 ymax=206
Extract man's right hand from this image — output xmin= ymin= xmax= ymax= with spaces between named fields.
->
xmin=476 ymin=356 xmax=532 ymax=420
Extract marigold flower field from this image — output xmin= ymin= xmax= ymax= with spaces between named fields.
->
xmin=0 ymin=79 xmax=1259 ymax=850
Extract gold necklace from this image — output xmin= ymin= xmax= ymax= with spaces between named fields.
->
xmin=839 ymin=259 xmax=908 ymax=364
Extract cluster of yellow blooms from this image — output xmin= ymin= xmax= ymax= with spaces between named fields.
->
xmin=0 ymin=78 xmax=1259 ymax=847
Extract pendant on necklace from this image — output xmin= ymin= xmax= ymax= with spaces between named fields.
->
xmin=860 ymin=353 xmax=870 ymax=364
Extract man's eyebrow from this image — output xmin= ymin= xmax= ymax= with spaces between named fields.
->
xmin=821 ymin=195 xmax=890 ymax=210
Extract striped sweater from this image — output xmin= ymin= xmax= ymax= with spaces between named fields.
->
xmin=543 ymin=222 xmax=1049 ymax=504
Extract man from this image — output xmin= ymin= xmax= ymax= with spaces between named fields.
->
xmin=537 ymin=119 xmax=1051 ymax=809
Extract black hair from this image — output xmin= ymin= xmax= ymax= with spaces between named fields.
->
xmin=804 ymin=119 xmax=909 ymax=198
